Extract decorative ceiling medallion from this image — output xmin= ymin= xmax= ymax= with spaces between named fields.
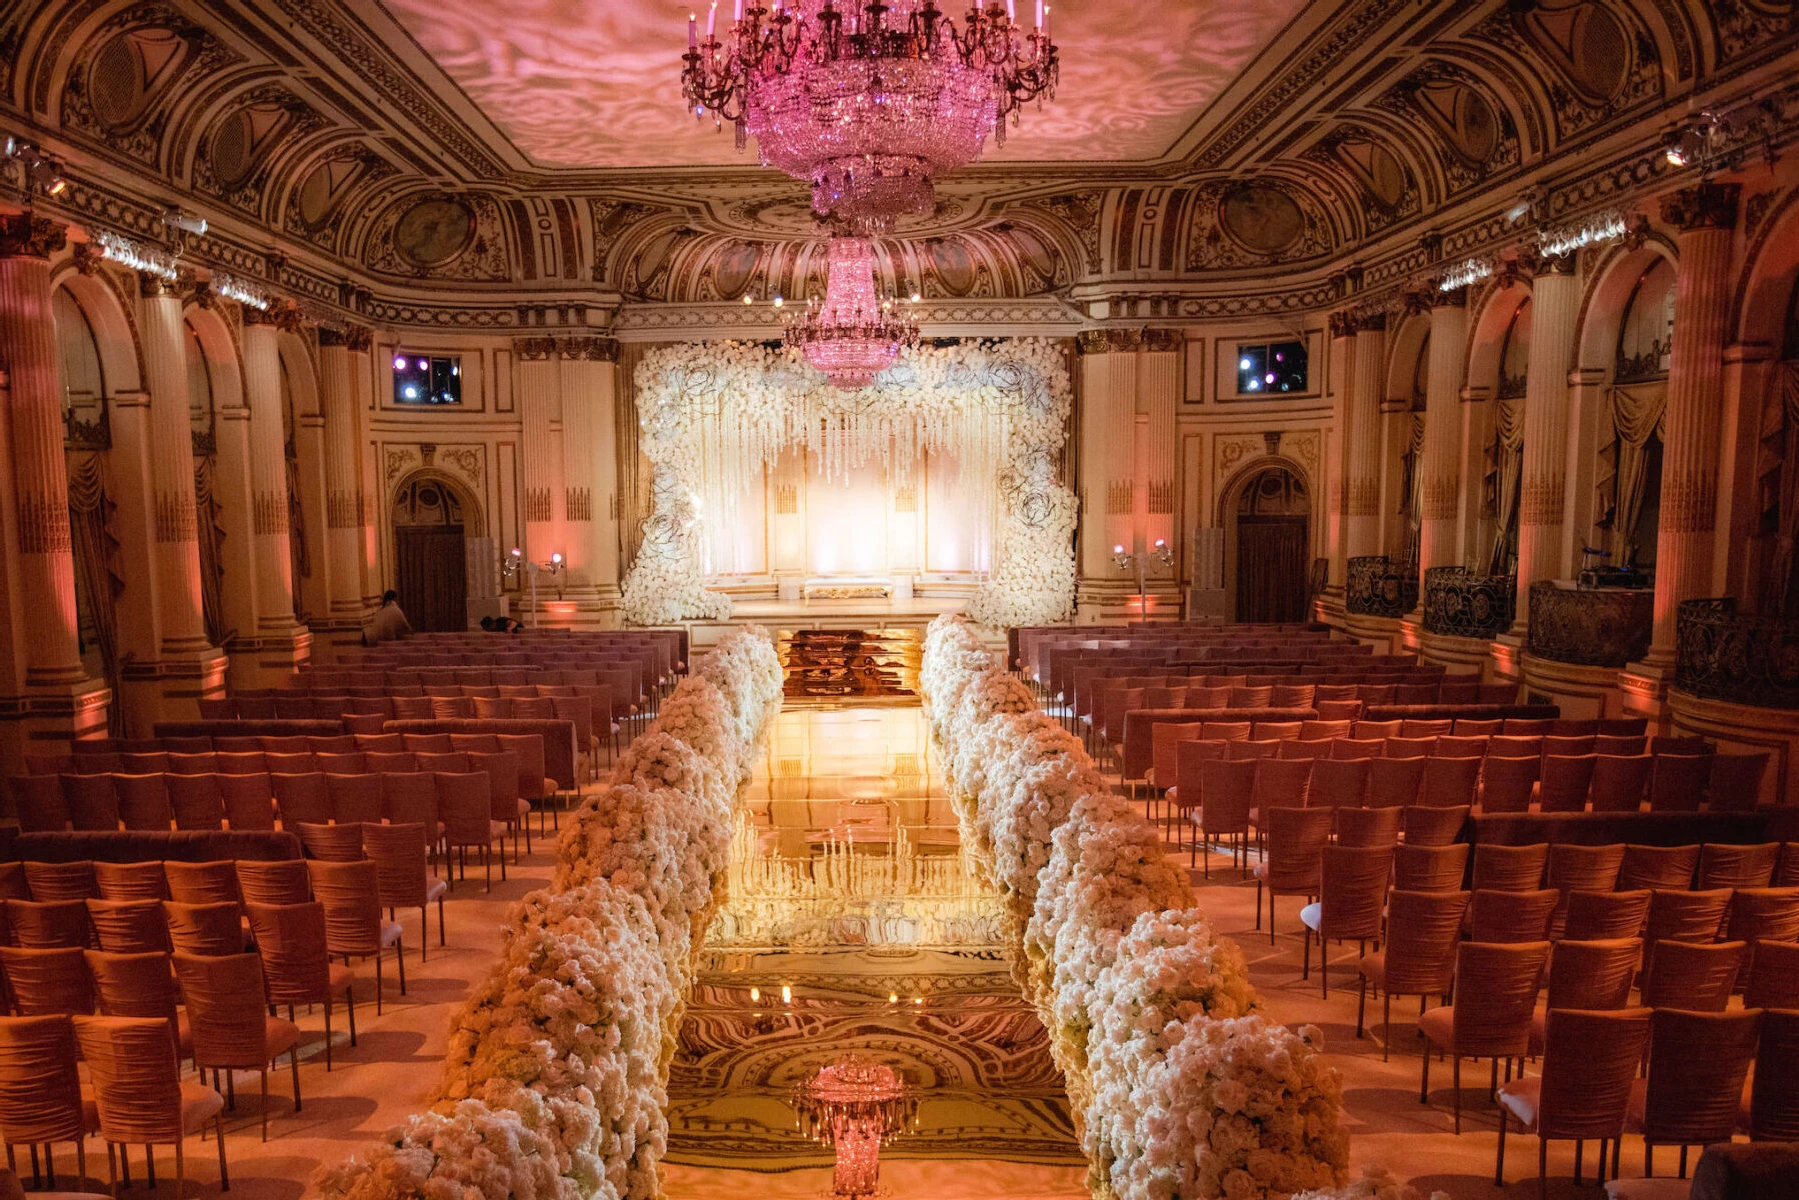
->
xmin=394 ymin=197 xmax=476 ymax=267
xmin=1515 ymin=0 xmax=1630 ymax=106
xmin=88 ymin=27 xmax=193 ymax=132
xmin=209 ymin=102 xmax=294 ymax=191
xmin=1218 ymin=184 xmax=1304 ymax=255
xmin=1411 ymin=78 xmax=1500 ymax=166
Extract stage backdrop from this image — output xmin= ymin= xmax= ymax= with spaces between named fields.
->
xmin=623 ymin=339 xmax=1075 ymax=628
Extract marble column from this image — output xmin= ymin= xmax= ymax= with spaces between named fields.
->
xmin=1325 ymin=311 xmax=1356 ymax=593
xmin=0 ymin=217 xmax=86 ymax=687
xmin=1414 ymin=288 xmax=1469 ymax=608
xmin=1139 ymin=329 xmax=1181 ymax=601
xmin=346 ymin=328 xmax=383 ymax=609
xmin=558 ymin=336 xmax=622 ymax=622
xmin=1075 ymin=330 xmax=1141 ymax=613
xmin=0 ymin=217 xmax=110 ymax=761
xmin=1344 ymin=314 xmax=1386 ymax=561
xmin=239 ymin=309 xmax=309 ymax=657
xmin=1512 ymin=253 xmax=1579 ymax=631
xmin=1643 ymin=183 xmax=1740 ymax=665
xmin=318 ymin=328 xmax=371 ymax=638
xmin=514 ymin=337 xmax=566 ymax=592
xmin=137 ymin=276 xmax=212 ymax=653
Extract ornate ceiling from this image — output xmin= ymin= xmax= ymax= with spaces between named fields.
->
xmin=1 ymin=0 xmax=1796 ymax=328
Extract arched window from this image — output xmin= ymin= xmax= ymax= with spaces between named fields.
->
xmin=1754 ymin=273 xmax=1799 ymax=616
xmin=1596 ymin=256 xmax=1675 ymax=569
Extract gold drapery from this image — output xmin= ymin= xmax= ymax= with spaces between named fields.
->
xmin=1598 ymin=384 xmax=1667 ymax=566
xmin=66 ymin=450 xmax=124 ymax=731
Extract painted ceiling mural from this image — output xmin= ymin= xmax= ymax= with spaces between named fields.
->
xmin=375 ymin=0 xmax=1311 ymax=167
xmin=0 ymin=0 xmax=1794 ymax=317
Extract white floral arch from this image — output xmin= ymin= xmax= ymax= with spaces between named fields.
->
xmin=622 ymin=338 xmax=1076 ymax=628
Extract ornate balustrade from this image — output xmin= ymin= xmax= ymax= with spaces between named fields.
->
xmin=1422 ymin=567 xmax=1515 ymax=640
xmin=1676 ymin=597 xmax=1799 ymax=709
xmin=1346 ymin=555 xmax=1415 ymax=618
xmin=1527 ymin=580 xmax=1654 ymax=668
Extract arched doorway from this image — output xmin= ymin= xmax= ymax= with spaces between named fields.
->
xmin=1232 ymin=465 xmax=1311 ymax=623
xmin=391 ymin=474 xmax=470 ymax=631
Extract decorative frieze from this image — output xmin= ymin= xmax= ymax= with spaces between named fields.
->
xmin=565 ymin=486 xmax=593 ymax=522
xmin=524 ymin=487 xmax=553 ymax=523
xmin=513 ymin=336 xmax=559 ymax=361
xmin=253 ymin=488 xmax=290 ymax=534
xmin=155 ymin=491 xmax=198 ymax=543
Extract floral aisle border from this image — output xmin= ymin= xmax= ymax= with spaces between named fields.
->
xmin=319 ymin=627 xmax=784 ymax=1200
xmin=621 ymin=339 xmax=1076 ymax=629
xmin=921 ymin=615 xmax=1441 ymax=1200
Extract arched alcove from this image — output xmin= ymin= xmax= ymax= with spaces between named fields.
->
xmin=183 ymin=304 xmax=247 ymax=645
xmin=389 ymin=470 xmax=483 ymax=631
xmin=1219 ymin=458 xmax=1312 ymax=624
xmin=1467 ymin=285 xmax=1532 ymax=574
xmin=1737 ymin=195 xmax=1799 ymax=617
xmin=278 ymin=333 xmax=320 ymax=620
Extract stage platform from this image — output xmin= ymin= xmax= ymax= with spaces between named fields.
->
xmin=683 ymin=593 xmax=975 ymax=651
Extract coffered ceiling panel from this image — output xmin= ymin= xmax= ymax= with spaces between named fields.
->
xmin=377 ymin=0 xmax=1309 ymax=168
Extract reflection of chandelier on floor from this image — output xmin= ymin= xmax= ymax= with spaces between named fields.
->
xmin=785 ymin=237 xmax=919 ymax=389
xmin=792 ymin=1057 xmax=916 ymax=1198
xmin=683 ymin=0 xmax=1059 ymax=230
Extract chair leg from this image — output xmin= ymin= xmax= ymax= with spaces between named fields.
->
xmin=1495 ymin=1108 xmax=1506 ymax=1185
xmin=261 ymin=1067 xmax=269 ymax=1142
xmin=1356 ymin=976 xmax=1366 ymax=1038
xmin=324 ymin=1000 xmax=333 ymax=1071
xmin=1254 ymin=879 xmax=1260 ymax=927
xmin=1574 ymin=1139 xmax=1583 ymax=1185
xmin=345 ymin=984 xmax=358 ymax=1046
xmin=396 ymin=939 xmax=407 ymax=994
xmin=1383 ymin=992 xmax=1392 ymax=1062
xmin=216 ymin=1114 xmax=229 ymax=1191
xmin=105 ymin=1142 xmax=116 ymax=1198
xmin=376 ymin=948 xmax=385 ymax=1016
xmin=1537 ymin=1137 xmax=1548 ymax=1200
xmin=1302 ymin=927 xmax=1311 ymax=980
xmin=438 ymin=896 xmax=446 ymax=947
xmin=291 ymin=1046 xmax=302 ymax=1112
xmin=76 ymin=1140 xmax=85 ymax=1193
xmin=1420 ymin=1039 xmax=1430 ymax=1103
xmin=1452 ymin=1055 xmax=1462 ymax=1135
xmin=177 ymin=1132 xmax=186 ymax=1200
xmin=1321 ymin=944 xmax=1329 ymax=998
xmin=146 ymin=1144 xmax=155 ymax=1187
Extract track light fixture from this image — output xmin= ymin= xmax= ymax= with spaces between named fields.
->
xmin=2 ymin=137 xmax=67 ymax=203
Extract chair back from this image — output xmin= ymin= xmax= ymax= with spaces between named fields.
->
xmin=1251 ymin=758 xmax=1313 ymax=809
xmin=71 ymin=1015 xmax=186 ymax=1145
xmin=1647 ymin=751 xmax=1712 ymax=813
xmin=1226 ymin=739 xmax=1280 ymax=762
xmin=365 ymin=751 xmax=419 ymax=774
xmin=0 ymin=1014 xmax=86 ymax=1143
xmin=1418 ymin=756 xmax=1481 ymax=808
xmin=1150 ymin=722 xmax=1202 ymax=789
xmin=84 ymin=950 xmax=180 ymax=1048
xmin=435 ymin=772 xmax=495 ymax=844
xmin=1468 ymin=888 xmax=1559 ymax=942
xmin=1478 ymin=754 xmax=1538 ymax=814
xmin=307 ymin=859 xmax=384 ymax=955
xmin=363 ymin=822 xmax=432 ymax=909
xmin=1640 ymin=1008 xmax=1762 ymax=1147
xmin=1315 ymin=844 xmax=1392 ymax=941
xmin=0 ymin=946 xmax=92 ymax=1015
xmin=1747 ymin=939 xmax=1799 ymax=1010
xmin=1618 ymin=843 xmax=1699 ymax=891
xmin=174 ymin=952 xmax=273 ymax=1070
xmin=1642 ymin=939 xmax=1746 ymax=1012
xmin=167 ymin=773 xmax=226 ymax=830
xmin=1277 ymin=739 xmax=1333 ymax=761
xmin=272 ymin=772 xmax=333 ymax=828
xmin=297 ymin=820 xmax=365 ymax=862
xmin=60 ymin=774 xmax=120 ymax=830
xmin=1449 ymin=940 xmax=1551 ymax=1057
xmin=1261 ymin=807 xmax=1334 ymax=892
xmin=214 ymin=751 xmax=268 ymax=775
xmin=243 ymin=901 xmax=330 ymax=1004
xmin=1379 ymin=890 xmax=1469 ymax=995
xmin=1533 ymin=1007 xmax=1651 ymax=1141
xmin=5 ymin=899 xmax=90 ymax=949
xmin=1645 ymin=887 xmax=1732 ymax=946
xmin=1486 ymin=735 xmax=1542 ymax=759
xmin=114 ymin=773 xmax=173 ymax=831
xmin=469 ymin=750 xmax=523 ymax=822
xmin=162 ymin=901 xmax=244 ymax=957
xmin=1544 ymin=938 xmax=1641 ymax=1010
xmin=1196 ymin=758 xmax=1254 ymax=837
xmin=92 ymin=860 xmax=169 ymax=902
xmin=1563 ymin=889 xmax=1651 ymax=941
xmin=1539 ymin=754 xmax=1596 ymax=812
xmin=1200 ymin=721 xmax=1251 ymax=742
xmin=1546 ymin=842 xmax=1625 ymax=895
xmin=1386 ymin=736 xmax=1436 ymax=759
xmin=84 ymin=899 xmax=169 ymax=954
xmin=382 ymin=771 xmax=441 ymax=828
xmin=1751 ymin=1008 xmax=1799 ymax=1142
xmin=22 ymin=860 xmax=97 ymax=902
xmin=1335 ymin=804 xmax=1401 ymax=849
xmin=1353 ymin=720 xmax=1401 ymax=740
xmin=1307 ymin=758 xmax=1370 ymax=811
xmin=1707 ymin=751 xmax=1771 ymax=812
xmin=8 ymin=775 xmax=68 ymax=832
xmin=1366 ymin=757 xmax=1425 ymax=808
xmin=327 ymin=773 xmax=385 ymax=824
xmin=236 ymin=859 xmax=312 ymax=906
xmin=1472 ymin=842 xmax=1548 ymax=891
xmin=218 ymin=772 xmax=276 ymax=830
xmin=164 ymin=859 xmax=242 ymax=906
xmin=1400 ymin=804 xmax=1468 ymax=847
xmin=1588 ymin=754 xmax=1651 ymax=813
xmin=496 ymin=734 xmax=550 ymax=802
xmin=1332 ymin=737 xmax=1386 ymax=759
xmin=1393 ymin=842 xmax=1468 ymax=892
xmin=1697 ymin=841 xmax=1779 ymax=889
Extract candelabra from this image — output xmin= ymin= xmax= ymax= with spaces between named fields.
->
xmin=502 ymin=548 xmax=564 ymax=627
xmin=1113 ymin=538 xmax=1175 ymax=624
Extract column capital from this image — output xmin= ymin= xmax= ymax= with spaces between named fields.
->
xmin=1661 ymin=182 xmax=1740 ymax=233
xmin=1077 ymin=328 xmax=1143 ymax=355
xmin=139 ymin=270 xmax=181 ymax=298
xmin=317 ymin=327 xmax=347 ymax=348
xmin=514 ymin=335 xmax=560 ymax=361
xmin=344 ymin=325 xmax=374 ymax=352
xmin=1328 ymin=310 xmax=1357 ymax=339
xmin=0 ymin=213 xmax=67 ymax=260
xmin=1355 ymin=312 xmax=1387 ymax=333
xmin=1431 ymin=285 xmax=1468 ymax=309
xmin=1524 ymin=249 xmax=1577 ymax=278
xmin=556 ymin=335 xmax=621 ymax=362
xmin=1140 ymin=327 xmax=1182 ymax=353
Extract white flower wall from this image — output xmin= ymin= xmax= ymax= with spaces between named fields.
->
xmin=318 ymin=627 xmax=784 ymax=1200
xmin=922 ymin=615 xmax=1443 ymax=1200
xmin=623 ymin=339 xmax=1076 ymax=628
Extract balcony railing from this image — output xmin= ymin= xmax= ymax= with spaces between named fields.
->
xmin=1676 ymin=597 xmax=1799 ymax=709
xmin=1527 ymin=580 xmax=1654 ymax=668
xmin=1423 ymin=567 xmax=1516 ymax=640
xmin=1345 ymin=556 xmax=1415 ymax=619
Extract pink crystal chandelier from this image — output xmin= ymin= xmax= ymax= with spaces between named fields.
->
xmin=785 ymin=236 xmax=919 ymax=389
xmin=792 ymin=1057 xmax=915 ymax=1198
xmin=683 ymin=0 xmax=1058 ymax=230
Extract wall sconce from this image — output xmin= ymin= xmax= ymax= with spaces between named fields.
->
xmin=1112 ymin=543 xmax=1133 ymax=570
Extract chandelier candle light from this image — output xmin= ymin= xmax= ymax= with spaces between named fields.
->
xmin=785 ymin=236 xmax=920 ymax=388
xmin=792 ymin=1056 xmax=916 ymax=1198
xmin=682 ymin=0 xmax=1058 ymax=230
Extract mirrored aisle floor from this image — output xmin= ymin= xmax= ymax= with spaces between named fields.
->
xmin=661 ymin=706 xmax=1090 ymax=1199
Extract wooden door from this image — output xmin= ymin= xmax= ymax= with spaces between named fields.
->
xmin=1235 ymin=516 xmax=1308 ymax=624
xmin=394 ymin=526 xmax=467 ymax=631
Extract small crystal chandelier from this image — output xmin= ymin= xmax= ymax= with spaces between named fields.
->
xmin=792 ymin=1057 xmax=916 ymax=1198
xmin=785 ymin=236 xmax=919 ymax=389
xmin=683 ymin=0 xmax=1058 ymax=231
